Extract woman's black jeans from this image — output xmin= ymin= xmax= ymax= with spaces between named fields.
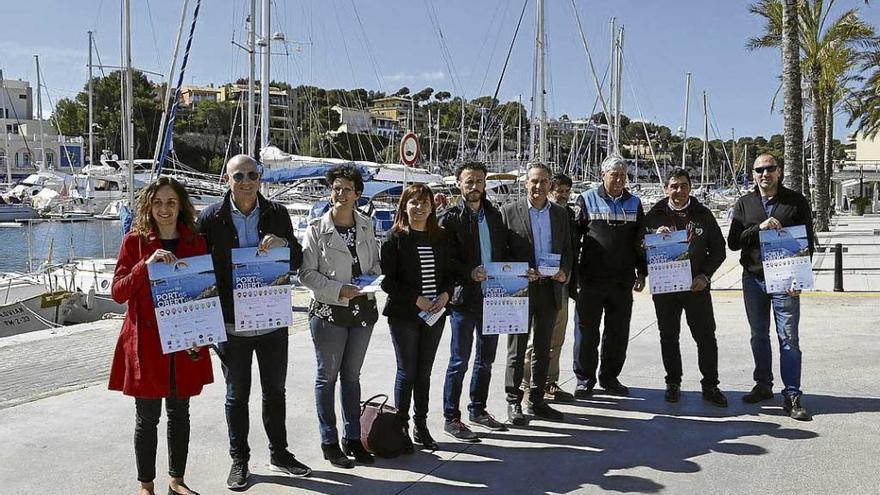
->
xmin=133 ymin=361 xmax=190 ymax=483
xmin=389 ymin=316 xmax=445 ymax=425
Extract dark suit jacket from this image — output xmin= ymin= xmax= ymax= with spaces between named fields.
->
xmin=500 ymin=199 xmax=573 ymax=310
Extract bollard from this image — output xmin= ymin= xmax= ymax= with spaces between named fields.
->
xmin=833 ymin=243 xmax=844 ymax=292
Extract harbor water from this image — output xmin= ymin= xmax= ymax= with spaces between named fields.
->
xmin=0 ymin=220 xmax=123 ymax=272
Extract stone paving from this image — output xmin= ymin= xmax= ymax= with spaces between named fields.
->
xmin=0 ymin=214 xmax=878 ymax=494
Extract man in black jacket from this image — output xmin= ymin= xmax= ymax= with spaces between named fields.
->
xmin=573 ymin=154 xmax=647 ymax=398
xmin=501 ymin=163 xmax=572 ymax=424
xmin=440 ymin=161 xmax=511 ymax=442
xmin=728 ymin=154 xmax=813 ymax=421
xmin=645 ymin=168 xmax=727 ymax=407
xmin=197 ymin=155 xmax=309 ymax=488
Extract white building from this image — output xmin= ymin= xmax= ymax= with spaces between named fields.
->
xmin=1 ymin=79 xmax=83 ymax=182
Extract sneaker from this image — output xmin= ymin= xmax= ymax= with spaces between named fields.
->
xmin=665 ymin=383 xmax=681 ymax=403
xmin=445 ymin=418 xmax=481 ymax=442
xmin=526 ymin=401 xmax=564 ymax=421
xmin=544 ymin=382 xmax=575 ymax=403
xmin=600 ymin=379 xmax=630 ymax=396
xmin=225 ymin=460 xmax=249 ymax=490
xmin=469 ymin=412 xmax=508 ymax=432
xmin=742 ymin=384 xmax=774 ymax=404
xmin=341 ymin=438 xmax=374 ymax=464
xmin=783 ymin=394 xmax=812 ymax=421
xmin=269 ymin=450 xmax=312 ymax=477
xmin=702 ymin=387 xmax=729 ymax=408
xmin=507 ymin=402 xmax=527 ymax=426
xmin=574 ymin=379 xmax=596 ymax=399
xmin=320 ymin=442 xmax=353 ymax=469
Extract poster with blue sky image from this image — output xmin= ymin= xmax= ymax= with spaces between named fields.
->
xmin=231 ymin=247 xmax=292 ymax=332
xmin=482 ymin=262 xmax=529 ymax=335
xmin=759 ymin=225 xmax=813 ymax=293
xmin=645 ymin=230 xmax=692 ymax=294
xmin=148 ymin=254 xmax=225 ymax=354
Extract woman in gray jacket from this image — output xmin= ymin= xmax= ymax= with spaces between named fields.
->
xmin=300 ymin=164 xmax=381 ymax=468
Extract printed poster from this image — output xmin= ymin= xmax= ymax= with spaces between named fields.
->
xmin=482 ymin=262 xmax=530 ymax=335
xmin=537 ymin=253 xmax=561 ymax=278
xmin=646 ymin=230 xmax=693 ymax=294
xmin=760 ymin=225 xmax=814 ymax=294
xmin=148 ymin=255 xmax=226 ymax=354
xmin=232 ymin=247 xmax=293 ymax=332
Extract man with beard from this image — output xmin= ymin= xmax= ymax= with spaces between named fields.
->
xmin=440 ymin=162 xmax=513 ymax=441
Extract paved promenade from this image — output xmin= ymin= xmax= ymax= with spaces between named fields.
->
xmin=1 ymin=214 xmax=878 ymax=495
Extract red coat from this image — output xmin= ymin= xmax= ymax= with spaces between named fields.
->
xmin=108 ymin=224 xmax=214 ymax=399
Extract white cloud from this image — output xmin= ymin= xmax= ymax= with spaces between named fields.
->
xmin=383 ymin=71 xmax=446 ymax=83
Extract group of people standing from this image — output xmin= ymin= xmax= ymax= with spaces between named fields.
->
xmin=109 ymin=150 xmax=812 ymax=495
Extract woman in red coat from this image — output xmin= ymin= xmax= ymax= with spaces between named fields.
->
xmin=110 ymin=177 xmax=214 ymax=495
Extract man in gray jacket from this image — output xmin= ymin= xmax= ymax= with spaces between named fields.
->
xmin=501 ymin=163 xmax=572 ymax=425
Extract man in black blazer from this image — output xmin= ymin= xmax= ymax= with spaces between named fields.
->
xmin=501 ymin=163 xmax=573 ymax=424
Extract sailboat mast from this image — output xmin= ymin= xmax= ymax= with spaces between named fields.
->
xmin=608 ymin=17 xmax=615 ymax=156
xmin=260 ymin=0 xmax=270 ymax=153
xmin=614 ymin=26 xmax=624 ymax=154
xmin=123 ymin=0 xmax=135 ymax=207
xmin=35 ymin=56 xmax=46 ymax=169
xmin=1 ymin=69 xmax=10 ymax=184
xmin=536 ymin=0 xmax=547 ymax=163
xmin=247 ymin=0 xmax=256 ymax=156
xmin=517 ymin=94 xmax=522 ymax=163
xmin=88 ymin=31 xmax=94 ymax=167
xmin=702 ymin=90 xmax=708 ymax=190
xmin=681 ymin=71 xmax=691 ymax=167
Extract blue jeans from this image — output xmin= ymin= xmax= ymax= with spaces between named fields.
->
xmin=309 ymin=317 xmax=373 ymax=445
xmin=217 ymin=328 xmax=289 ymax=462
xmin=742 ymin=272 xmax=802 ymax=396
xmin=442 ymin=309 xmax=499 ymax=420
xmin=389 ymin=316 xmax=445 ymax=424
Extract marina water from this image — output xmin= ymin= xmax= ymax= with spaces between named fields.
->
xmin=0 ymin=220 xmax=123 ymax=272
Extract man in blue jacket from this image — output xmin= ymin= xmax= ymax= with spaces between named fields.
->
xmin=573 ymin=154 xmax=647 ymax=398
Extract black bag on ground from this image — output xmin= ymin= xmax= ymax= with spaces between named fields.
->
xmin=359 ymin=394 xmax=409 ymax=458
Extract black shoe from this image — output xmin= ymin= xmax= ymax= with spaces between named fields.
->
xmin=665 ymin=383 xmax=681 ymax=403
xmin=742 ymin=384 xmax=774 ymax=404
xmin=544 ymin=382 xmax=575 ymax=403
xmin=783 ymin=394 xmax=812 ymax=421
xmin=401 ymin=425 xmax=415 ymax=453
xmin=526 ymin=401 xmax=564 ymax=421
xmin=269 ymin=450 xmax=313 ymax=477
xmin=600 ymin=380 xmax=630 ymax=396
xmin=341 ymin=437 xmax=374 ymax=464
xmin=413 ymin=423 xmax=439 ymax=450
xmin=507 ymin=403 xmax=527 ymax=426
xmin=702 ymin=387 xmax=729 ymax=407
xmin=574 ymin=379 xmax=596 ymax=399
xmin=225 ymin=460 xmax=249 ymax=490
xmin=321 ymin=442 xmax=354 ymax=468
xmin=168 ymin=483 xmax=200 ymax=495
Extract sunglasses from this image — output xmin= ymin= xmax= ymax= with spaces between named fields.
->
xmin=231 ymin=171 xmax=260 ymax=183
xmin=753 ymin=165 xmax=778 ymax=174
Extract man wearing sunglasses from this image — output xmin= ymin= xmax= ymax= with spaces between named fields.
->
xmin=573 ymin=154 xmax=647 ymax=399
xmin=198 ymin=154 xmax=309 ymax=488
xmin=728 ymin=154 xmax=814 ymax=421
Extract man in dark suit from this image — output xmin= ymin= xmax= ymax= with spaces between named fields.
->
xmin=501 ymin=163 xmax=573 ymax=424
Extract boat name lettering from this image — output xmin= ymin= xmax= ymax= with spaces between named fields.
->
xmin=0 ymin=307 xmax=25 ymax=318
xmin=2 ymin=315 xmax=31 ymax=326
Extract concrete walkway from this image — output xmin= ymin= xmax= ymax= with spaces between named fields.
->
xmin=1 ymin=215 xmax=878 ymax=495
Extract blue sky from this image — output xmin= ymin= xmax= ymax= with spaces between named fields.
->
xmin=2 ymin=0 xmax=878 ymax=140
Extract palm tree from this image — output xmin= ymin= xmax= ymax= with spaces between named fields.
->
xmin=748 ymin=0 xmax=875 ymax=231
